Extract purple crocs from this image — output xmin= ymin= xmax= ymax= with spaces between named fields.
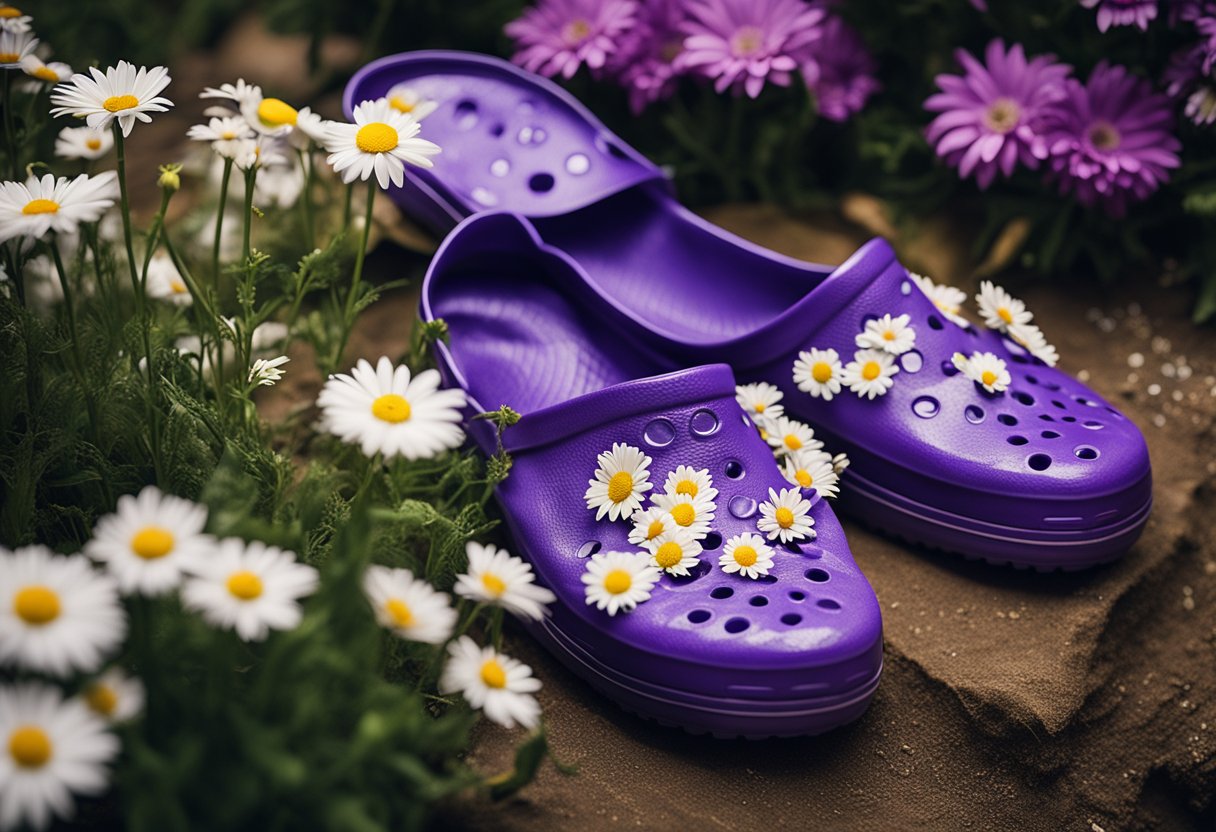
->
xmin=348 ymin=50 xmax=1152 ymax=570
xmin=422 ymin=212 xmax=882 ymax=738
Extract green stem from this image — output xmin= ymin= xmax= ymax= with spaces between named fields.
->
xmin=212 ymin=157 xmax=233 ymax=282
xmin=333 ymin=180 xmax=375 ymax=370
xmin=342 ymin=182 xmax=354 ymax=230
xmin=296 ymin=148 xmax=315 ymax=250
xmin=3 ymin=71 xmax=18 ymax=179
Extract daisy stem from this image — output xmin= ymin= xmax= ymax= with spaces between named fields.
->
xmin=2 ymin=70 xmax=17 ymax=179
xmin=212 ymin=157 xmax=233 ymax=282
xmin=48 ymin=236 xmax=98 ymax=437
xmin=296 ymin=148 xmax=314 ymax=251
xmin=332 ymin=180 xmax=375 ymax=370
xmin=490 ymin=606 xmax=504 ymax=650
xmin=342 ymin=181 xmax=354 ymax=230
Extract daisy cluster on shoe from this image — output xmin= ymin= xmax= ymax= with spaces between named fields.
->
xmin=735 ymin=383 xmax=848 ymax=502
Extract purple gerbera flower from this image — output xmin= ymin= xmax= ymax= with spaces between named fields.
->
xmin=505 ymin=0 xmax=639 ymax=80
xmin=676 ymin=0 xmax=826 ymax=99
xmin=1079 ymin=0 xmax=1158 ymax=31
xmin=1042 ymin=62 xmax=1181 ymax=216
xmin=1198 ymin=14 xmax=1216 ymax=73
xmin=610 ymin=0 xmax=690 ymax=113
xmin=802 ymin=14 xmax=880 ymax=122
xmin=924 ymin=40 xmax=1072 ymax=189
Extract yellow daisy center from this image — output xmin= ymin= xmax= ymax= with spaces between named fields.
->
xmin=103 ymin=94 xmax=139 ymax=113
xmin=784 ymin=434 xmax=802 ymax=451
xmin=753 ymin=402 xmax=766 ymax=413
xmin=384 ymin=598 xmax=414 ymax=627
xmin=758 ymin=428 xmax=768 ymax=440
xmin=675 ymin=478 xmax=698 ymax=497
xmin=981 ymin=370 xmax=998 ymax=387
xmin=0 ymin=8 xmax=22 ymax=17
xmin=13 ymin=585 xmax=59 ymax=625
xmin=85 ymin=138 xmax=102 ymax=150
xmin=221 ymin=130 xmax=236 ymax=140
xmin=8 ymin=726 xmax=51 ymax=769
xmin=812 ymin=362 xmax=833 ymax=383
xmin=371 ymin=393 xmax=411 ymax=423
xmin=257 ymin=97 xmax=298 ymax=127
xmin=170 ymin=279 xmax=188 ymax=294
xmin=480 ymin=659 xmax=507 ymax=689
xmin=603 ymin=569 xmax=632 ymax=594
xmin=355 ymin=121 xmax=399 ymax=154
xmin=861 ymin=361 xmax=881 ymax=381
xmin=0 ymin=52 xmax=18 ymax=63
xmin=388 ymin=95 xmax=415 ymax=113
xmin=22 ymin=198 xmax=58 ymax=215
xmin=32 ymin=67 xmax=58 ymax=82
xmin=607 ymin=471 xmax=634 ymax=503
xmin=795 ymin=469 xmax=812 ymax=488
xmin=481 ymin=572 xmax=507 ymax=596
xmin=997 ymin=307 xmax=1013 ymax=324
xmin=732 ymin=545 xmax=757 ymax=567
xmin=882 ymin=330 xmax=896 ymax=341
xmin=654 ymin=542 xmax=683 ymax=569
xmin=645 ymin=519 xmax=665 ymax=540
xmin=775 ymin=507 xmax=795 ymax=529
xmin=670 ymin=503 xmax=695 ymax=526
xmin=225 ymin=570 xmax=263 ymax=601
xmin=84 ymin=683 xmax=118 ymax=717
xmin=130 ymin=526 xmax=174 ymax=560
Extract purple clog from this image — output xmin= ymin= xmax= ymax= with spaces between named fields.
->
xmin=349 ymin=51 xmax=1152 ymax=570
xmin=422 ymin=213 xmax=882 ymax=738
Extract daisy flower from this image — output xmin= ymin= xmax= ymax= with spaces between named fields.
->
xmin=0 ymin=4 xmax=32 ymax=33
xmin=362 ymin=565 xmax=457 ymax=643
xmin=832 ymin=452 xmax=850 ymax=474
xmin=20 ymin=55 xmax=71 ymax=85
xmin=584 ymin=442 xmax=653 ymax=521
xmin=1008 ymin=322 xmax=1060 ymax=367
xmin=976 ymin=280 xmax=1032 ymax=332
xmin=647 ymin=527 xmax=702 ymax=576
xmin=0 ymin=682 xmax=119 ymax=832
xmin=385 ymin=84 xmax=439 ymax=120
xmin=84 ymin=485 xmax=212 ymax=596
xmin=231 ymin=136 xmax=289 ymax=171
xmin=0 ymin=172 xmax=118 ymax=244
xmin=652 ymin=490 xmax=716 ymax=539
xmin=50 ymin=61 xmax=173 ymax=138
xmin=144 ymin=253 xmax=192 ymax=306
xmin=909 ymin=272 xmax=969 ymax=327
xmin=719 ymin=532 xmax=776 ymax=579
xmin=505 ymin=0 xmax=639 ymax=80
xmin=440 ymin=636 xmax=541 ymax=730
xmin=765 ymin=415 xmax=822 ymax=456
xmin=53 ymin=126 xmax=112 ymax=161
xmin=0 ymin=28 xmax=35 ymax=66
xmin=856 ymin=313 xmax=916 ymax=355
xmin=324 ymin=97 xmax=441 ymax=190
xmin=782 ymin=450 xmax=840 ymax=499
xmin=581 ymin=550 xmax=660 ymax=615
xmin=1081 ymin=0 xmax=1157 ymax=32
xmin=952 ymin=351 xmax=1011 ymax=394
xmin=842 ymin=349 xmax=899 ymax=400
xmin=627 ymin=505 xmax=674 ymax=550
xmin=187 ymin=115 xmax=254 ymax=156
xmin=662 ymin=465 xmax=718 ymax=502
xmin=199 ymin=78 xmax=261 ymax=108
xmin=735 ymin=381 xmax=784 ymax=421
xmin=291 ymin=107 xmax=330 ymax=147
xmin=181 ymin=538 xmax=319 ymax=642
xmin=792 ymin=347 xmax=843 ymax=401
xmin=0 ymin=546 xmax=125 ymax=677
xmin=454 ymin=542 xmax=556 ymax=622
xmin=249 ymin=355 xmax=289 ymax=387
xmin=81 ymin=668 xmax=144 ymax=724
xmin=317 ymin=357 xmax=467 ymax=461
xmin=756 ymin=486 xmax=815 ymax=543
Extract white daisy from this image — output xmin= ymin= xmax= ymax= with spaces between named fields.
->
xmin=647 ymin=528 xmax=702 ymax=576
xmin=757 ymin=486 xmax=815 ymax=543
xmin=454 ymin=542 xmax=555 ymax=622
xmin=651 ymin=490 xmax=716 ymax=540
xmin=199 ymin=78 xmax=261 ymax=108
xmin=293 ymin=107 xmax=331 ymax=146
xmin=584 ymin=442 xmax=653 ymax=521
xmin=856 ymin=313 xmax=916 ymax=355
xmin=362 ymin=565 xmax=457 ymax=643
xmin=792 ymin=347 xmax=844 ymax=401
xmin=187 ymin=115 xmax=254 ymax=156
xmin=0 ymin=172 xmax=118 ymax=244
xmin=324 ymin=97 xmax=440 ymax=189
xmin=734 ymin=381 xmax=784 ymax=421
xmin=581 ymin=551 xmax=660 ymax=616
xmin=662 ymin=465 xmax=718 ymax=502
xmin=765 ymin=415 xmax=823 ymax=456
xmin=0 ymin=546 xmax=125 ymax=678
xmin=1007 ymin=321 xmax=1060 ymax=367
xmin=910 ymin=272 xmax=969 ymax=327
xmin=239 ymin=93 xmax=302 ymax=138
xmin=0 ymin=28 xmax=35 ymax=66
xmin=719 ymin=532 xmax=776 ymax=579
xmin=782 ymin=450 xmax=840 ymax=499
xmin=84 ymin=485 xmax=212 ymax=597
xmin=842 ymin=348 xmax=899 ymax=400
xmin=976 ymin=280 xmax=1032 ymax=332
xmin=440 ymin=636 xmax=541 ymax=730
xmin=627 ymin=506 xmax=674 ymax=550
xmin=317 ymin=357 xmax=467 ymax=461
xmin=144 ymin=253 xmax=192 ymax=306
xmin=231 ymin=136 xmax=290 ymax=171
xmin=50 ymin=61 xmax=173 ymax=138
xmin=832 ymin=452 xmax=851 ymax=474
xmin=0 ymin=682 xmax=119 ymax=832
xmin=249 ymin=355 xmax=289 ymax=387
xmin=81 ymin=668 xmax=144 ymax=724
xmin=0 ymin=4 xmax=32 ymax=33
xmin=20 ymin=55 xmax=71 ymax=85
xmin=181 ymin=538 xmax=319 ymax=642
xmin=53 ymin=126 xmax=112 ymax=161
xmin=952 ymin=351 xmax=1011 ymax=394
xmin=385 ymin=84 xmax=439 ymax=120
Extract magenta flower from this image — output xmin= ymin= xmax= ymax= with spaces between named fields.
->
xmin=1198 ymin=14 xmax=1216 ymax=73
xmin=676 ymin=0 xmax=826 ymax=99
xmin=924 ymin=40 xmax=1072 ymax=189
xmin=1043 ymin=62 xmax=1181 ymax=216
xmin=611 ymin=0 xmax=690 ymax=113
xmin=802 ymin=14 xmax=879 ymax=122
xmin=505 ymin=0 xmax=639 ymax=80
xmin=1079 ymin=0 xmax=1158 ymax=31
